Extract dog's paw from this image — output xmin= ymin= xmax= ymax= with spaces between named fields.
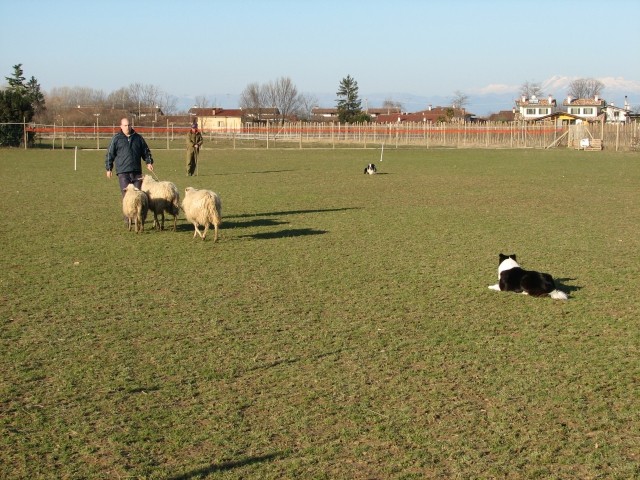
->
xmin=488 ymin=284 xmax=500 ymax=291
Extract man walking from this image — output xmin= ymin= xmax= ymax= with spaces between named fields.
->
xmin=105 ymin=117 xmax=154 ymax=195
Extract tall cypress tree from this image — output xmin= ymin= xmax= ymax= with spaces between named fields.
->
xmin=336 ymin=74 xmax=363 ymax=123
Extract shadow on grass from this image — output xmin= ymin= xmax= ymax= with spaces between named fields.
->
xmin=223 ymin=218 xmax=288 ymax=229
xmin=556 ymin=278 xmax=582 ymax=294
xmin=238 ymin=228 xmax=327 ymax=240
xmin=227 ymin=207 xmax=360 ymax=219
xmin=167 ymin=452 xmax=285 ymax=480
xmin=208 ymin=169 xmax=295 ymax=176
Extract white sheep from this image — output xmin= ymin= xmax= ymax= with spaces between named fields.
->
xmin=122 ymin=184 xmax=149 ymax=233
xmin=141 ymin=174 xmax=180 ymax=231
xmin=182 ymin=187 xmax=222 ymax=242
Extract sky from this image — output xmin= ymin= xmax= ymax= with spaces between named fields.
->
xmin=1 ymin=0 xmax=639 ymax=115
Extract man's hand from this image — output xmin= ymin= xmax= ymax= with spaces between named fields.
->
xmin=106 ymin=170 xmax=112 ymax=179
xmin=147 ymin=163 xmax=154 ymax=171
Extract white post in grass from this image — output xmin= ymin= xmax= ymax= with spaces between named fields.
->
xmin=74 ymin=146 xmax=77 ymax=171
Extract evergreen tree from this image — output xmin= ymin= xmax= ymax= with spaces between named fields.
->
xmin=26 ymin=76 xmax=46 ymax=118
xmin=336 ymin=74 xmax=365 ymax=123
xmin=0 ymin=89 xmax=31 ymax=146
xmin=0 ymin=64 xmax=42 ymax=146
xmin=5 ymin=64 xmax=27 ymax=94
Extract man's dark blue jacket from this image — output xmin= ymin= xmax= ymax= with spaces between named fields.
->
xmin=105 ymin=129 xmax=154 ymax=174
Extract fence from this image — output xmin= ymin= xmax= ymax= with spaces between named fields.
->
xmin=14 ymin=120 xmax=640 ymax=151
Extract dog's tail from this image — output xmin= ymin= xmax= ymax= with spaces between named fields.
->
xmin=549 ymin=289 xmax=568 ymax=300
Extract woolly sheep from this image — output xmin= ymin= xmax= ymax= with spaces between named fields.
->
xmin=141 ymin=174 xmax=180 ymax=231
xmin=122 ymin=184 xmax=149 ymax=233
xmin=182 ymin=187 xmax=222 ymax=242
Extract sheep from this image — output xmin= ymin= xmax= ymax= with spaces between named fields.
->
xmin=122 ymin=184 xmax=149 ymax=233
xmin=141 ymin=174 xmax=180 ymax=231
xmin=182 ymin=187 xmax=222 ymax=242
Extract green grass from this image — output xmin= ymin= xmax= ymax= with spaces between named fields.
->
xmin=1 ymin=146 xmax=639 ymax=479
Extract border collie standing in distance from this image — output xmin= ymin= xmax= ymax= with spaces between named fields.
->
xmin=364 ymin=163 xmax=377 ymax=174
xmin=488 ymin=254 xmax=568 ymax=300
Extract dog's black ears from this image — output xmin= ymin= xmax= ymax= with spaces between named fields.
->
xmin=499 ymin=253 xmax=516 ymax=262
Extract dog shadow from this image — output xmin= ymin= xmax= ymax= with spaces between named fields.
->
xmin=555 ymin=278 xmax=583 ymax=294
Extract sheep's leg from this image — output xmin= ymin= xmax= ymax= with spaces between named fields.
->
xmin=192 ymin=223 xmax=202 ymax=239
xmin=201 ymin=223 xmax=209 ymax=241
xmin=171 ymin=214 xmax=177 ymax=232
xmin=160 ymin=212 xmax=165 ymax=231
xmin=139 ymin=213 xmax=144 ymax=233
xmin=127 ymin=218 xmax=132 ymax=231
xmin=213 ymin=224 xmax=218 ymax=242
xmin=152 ymin=211 xmax=160 ymax=230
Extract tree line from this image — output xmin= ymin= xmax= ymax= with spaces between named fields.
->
xmin=0 ymin=62 xmax=627 ymax=147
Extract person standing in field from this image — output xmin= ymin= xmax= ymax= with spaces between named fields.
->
xmin=105 ymin=117 xmax=154 ymax=195
xmin=186 ymin=121 xmax=203 ymax=176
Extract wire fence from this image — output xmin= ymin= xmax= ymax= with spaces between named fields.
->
xmin=6 ymin=120 xmax=640 ymax=151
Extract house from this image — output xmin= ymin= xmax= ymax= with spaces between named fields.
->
xmin=375 ymin=106 xmax=474 ymax=124
xmin=487 ymin=110 xmax=516 ymax=122
xmin=311 ymin=107 xmax=339 ymax=122
xmin=531 ymin=111 xmax=592 ymax=125
xmin=515 ymin=95 xmax=557 ymax=121
xmin=188 ymin=107 xmax=243 ymax=131
xmin=311 ymin=106 xmax=402 ymax=122
xmin=562 ymin=95 xmax=605 ymax=121
xmin=603 ymin=96 xmax=632 ymax=123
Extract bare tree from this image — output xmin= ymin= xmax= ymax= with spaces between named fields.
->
xmin=296 ymin=92 xmax=319 ymax=121
xmin=107 ymin=87 xmax=133 ymax=109
xmin=264 ymin=76 xmax=301 ymax=124
xmin=239 ymin=82 xmax=268 ymax=121
xmin=519 ymin=81 xmax=544 ymax=99
xmin=451 ymin=90 xmax=469 ymax=110
xmin=194 ymin=95 xmax=211 ymax=108
xmin=382 ymin=98 xmax=403 ymax=113
xmin=567 ymin=78 xmax=604 ymax=99
xmin=159 ymin=93 xmax=178 ymax=115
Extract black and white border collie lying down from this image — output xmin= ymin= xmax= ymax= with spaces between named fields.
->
xmin=364 ymin=163 xmax=377 ymax=174
xmin=488 ymin=254 xmax=568 ymax=300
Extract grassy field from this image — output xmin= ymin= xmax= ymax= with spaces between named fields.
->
xmin=1 ymin=146 xmax=639 ymax=479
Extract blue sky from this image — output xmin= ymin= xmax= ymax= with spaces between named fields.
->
xmin=2 ymin=0 xmax=639 ymax=114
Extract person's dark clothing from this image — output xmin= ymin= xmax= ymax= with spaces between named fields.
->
xmin=105 ymin=129 xmax=153 ymax=175
xmin=117 ymin=172 xmax=143 ymax=197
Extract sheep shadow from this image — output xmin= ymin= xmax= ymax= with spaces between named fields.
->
xmin=223 ymin=218 xmax=288 ymax=229
xmin=238 ymin=228 xmax=327 ymax=240
xmin=227 ymin=207 xmax=360 ymax=219
xmin=166 ymin=452 xmax=285 ymax=480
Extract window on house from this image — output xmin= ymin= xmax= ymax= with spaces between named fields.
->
xmin=539 ymin=108 xmax=549 ymax=115
xmin=526 ymin=108 xmax=536 ymax=115
xmin=583 ymin=108 xmax=594 ymax=115
xmin=569 ymin=107 xmax=580 ymax=114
